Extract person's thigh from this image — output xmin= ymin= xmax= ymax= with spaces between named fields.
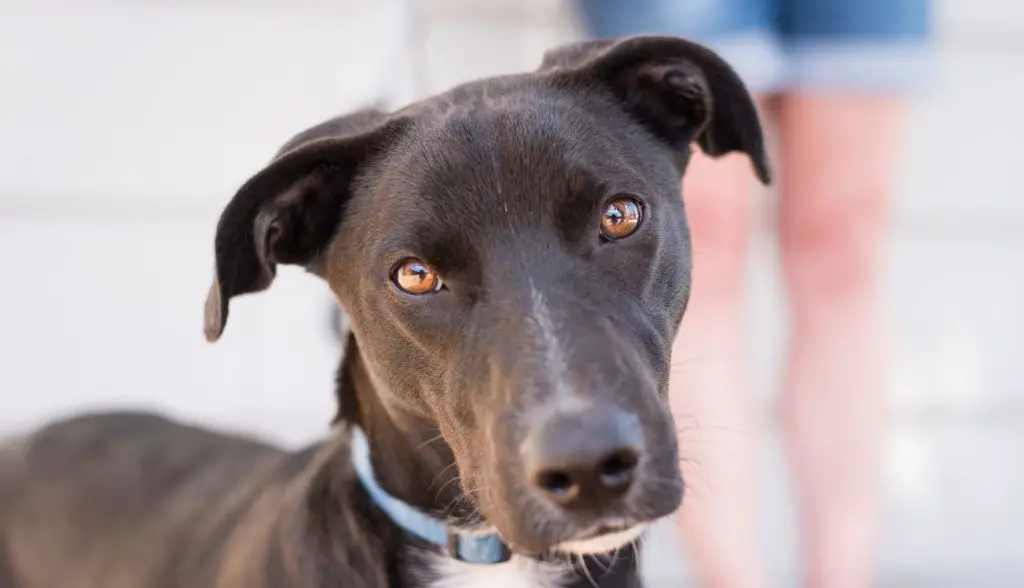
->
xmin=774 ymin=0 xmax=933 ymax=283
xmin=779 ymin=0 xmax=934 ymax=93
xmin=574 ymin=0 xmax=787 ymax=93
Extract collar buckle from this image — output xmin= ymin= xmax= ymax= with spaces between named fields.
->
xmin=446 ymin=529 xmax=513 ymax=564
xmin=445 ymin=529 xmax=461 ymax=560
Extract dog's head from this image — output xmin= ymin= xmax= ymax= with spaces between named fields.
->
xmin=204 ymin=36 xmax=769 ymax=556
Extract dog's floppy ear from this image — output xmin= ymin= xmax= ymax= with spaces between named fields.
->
xmin=204 ymin=109 xmax=403 ymax=342
xmin=542 ymin=35 xmax=771 ymax=184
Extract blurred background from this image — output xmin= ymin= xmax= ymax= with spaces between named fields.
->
xmin=0 ymin=0 xmax=1021 ymax=585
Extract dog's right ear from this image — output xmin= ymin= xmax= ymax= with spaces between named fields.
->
xmin=204 ymin=109 xmax=405 ymax=342
xmin=541 ymin=36 xmax=771 ymax=185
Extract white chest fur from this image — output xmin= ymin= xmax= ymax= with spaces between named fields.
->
xmin=427 ymin=554 xmax=570 ymax=588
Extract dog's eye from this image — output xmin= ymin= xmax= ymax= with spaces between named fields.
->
xmin=600 ymin=196 xmax=643 ymax=241
xmin=392 ymin=258 xmax=444 ymax=295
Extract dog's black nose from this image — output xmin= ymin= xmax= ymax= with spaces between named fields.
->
xmin=522 ymin=408 xmax=644 ymax=511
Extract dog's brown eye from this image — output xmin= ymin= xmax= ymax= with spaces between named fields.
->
xmin=601 ymin=197 xmax=643 ymax=240
xmin=392 ymin=258 xmax=444 ymax=295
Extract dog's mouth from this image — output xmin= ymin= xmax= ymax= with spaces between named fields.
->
xmin=550 ymin=520 xmax=647 ymax=556
xmin=470 ymin=518 xmax=650 ymax=558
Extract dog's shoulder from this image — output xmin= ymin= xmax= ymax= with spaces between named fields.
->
xmin=21 ymin=410 xmax=284 ymax=475
xmin=226 ymin=430 xmax=395 ymax=588
xmin=0 ymin=412 xmax=293 ymax=586
xmin=5 ymin=410 xmax=292 ymax=529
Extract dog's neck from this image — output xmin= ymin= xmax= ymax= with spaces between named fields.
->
xmin=334 ymin=334 xmax=477 ymax=525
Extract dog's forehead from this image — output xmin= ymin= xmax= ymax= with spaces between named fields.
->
xmin=329 ymin=82 xmax=683 ymax=282
xmin=365 ymin=91 xmax=655 ymax=230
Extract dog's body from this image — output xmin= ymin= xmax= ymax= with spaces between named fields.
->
xmin=0 ymin=413 xmax=639 ymax=588
xmin=0 ymin=36 xmax=769 ymax=587
xmin=1 ymin=413 xmax=350 ymax=588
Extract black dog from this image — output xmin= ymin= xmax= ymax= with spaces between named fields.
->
xmin=0 ymin=35 xmax=769 ymax=588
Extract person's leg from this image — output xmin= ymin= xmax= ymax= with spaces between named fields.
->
xmin=776 ymin=94 xmax=902 ymax=588
xmin=671 ymin=148 xmax=766 ymax=588
xmin=775 ymin=2 xmax=932 ymax=586
xmin=572 ymin=1 xmax=784 ymax=585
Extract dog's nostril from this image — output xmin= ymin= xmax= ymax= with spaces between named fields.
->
xmin=522 ymin=408 xmax=644 ymax=510
xmin=598 ymin=449 xmax=639 ymax=489
xmin=534 ymin=469 xmax=579 ymax=501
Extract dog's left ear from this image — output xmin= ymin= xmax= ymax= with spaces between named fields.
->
xmin=203 ymin=109 xmax=406 ymax=342
xmin=541 ymin=35 xmax=771 ymax=184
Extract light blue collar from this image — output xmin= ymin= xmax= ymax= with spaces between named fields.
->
xmin=350 ymin=426 xmax=511 ymax=564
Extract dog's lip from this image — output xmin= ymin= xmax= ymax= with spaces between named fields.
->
xmin=549 ymin=520 xmax=648 ymax=556
xmin=472 ymin=516 xmax=647 ymax=555
xmin=573 ymin=520 xmax=636 ymax=541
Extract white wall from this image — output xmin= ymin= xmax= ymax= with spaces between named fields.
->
xmin=0 ymin=0 xmax=421 ymax=218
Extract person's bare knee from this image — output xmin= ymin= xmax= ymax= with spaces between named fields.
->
xmin=777 ymin=94 xmax=903 ymax=308
xmin=781 ymin=195 xmax=888 ymax=307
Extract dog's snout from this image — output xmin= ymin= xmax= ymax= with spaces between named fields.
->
xmin=522 ymin=408 xmax=644 ymax=511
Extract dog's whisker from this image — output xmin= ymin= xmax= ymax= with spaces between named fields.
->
xmin=604 ymin=545 xmax=621 ymax=575
xmin=429 ymin=462 xmax=461 ymax=495
xmin=442 ymin=481 xmax=490 ymax=516
xmin=673 ymin=413 xmax=702 ymax=430
xmin=678 ymin=459 xmax=713 ymax=489
xmin=415 ymin=432 xmax=445 ymax=452
xmin=668 ymin=353 xmax=712 ymax=368
xmin=671 ymin=414 xmax=757 ymax=437
xmin=640 ymin=476 xmax=679 ymax=488
xmin=674 ymin=424 xmax=752 ymax=436
xmin=429 ymin=459 xmax=458 ymax=481
xmin=433 ymin=476 xmax=462 ymax=505
xmin=578 ymin=554 xmax=599 ymax=588
xmin=443 ymin=491 xmax=469 ymax=514
xmin=591 ymin=548 xmax=615 ymax=574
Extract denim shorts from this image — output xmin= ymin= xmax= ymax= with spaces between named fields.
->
xmin=575 ymin=0 xmax=934 ymax=94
